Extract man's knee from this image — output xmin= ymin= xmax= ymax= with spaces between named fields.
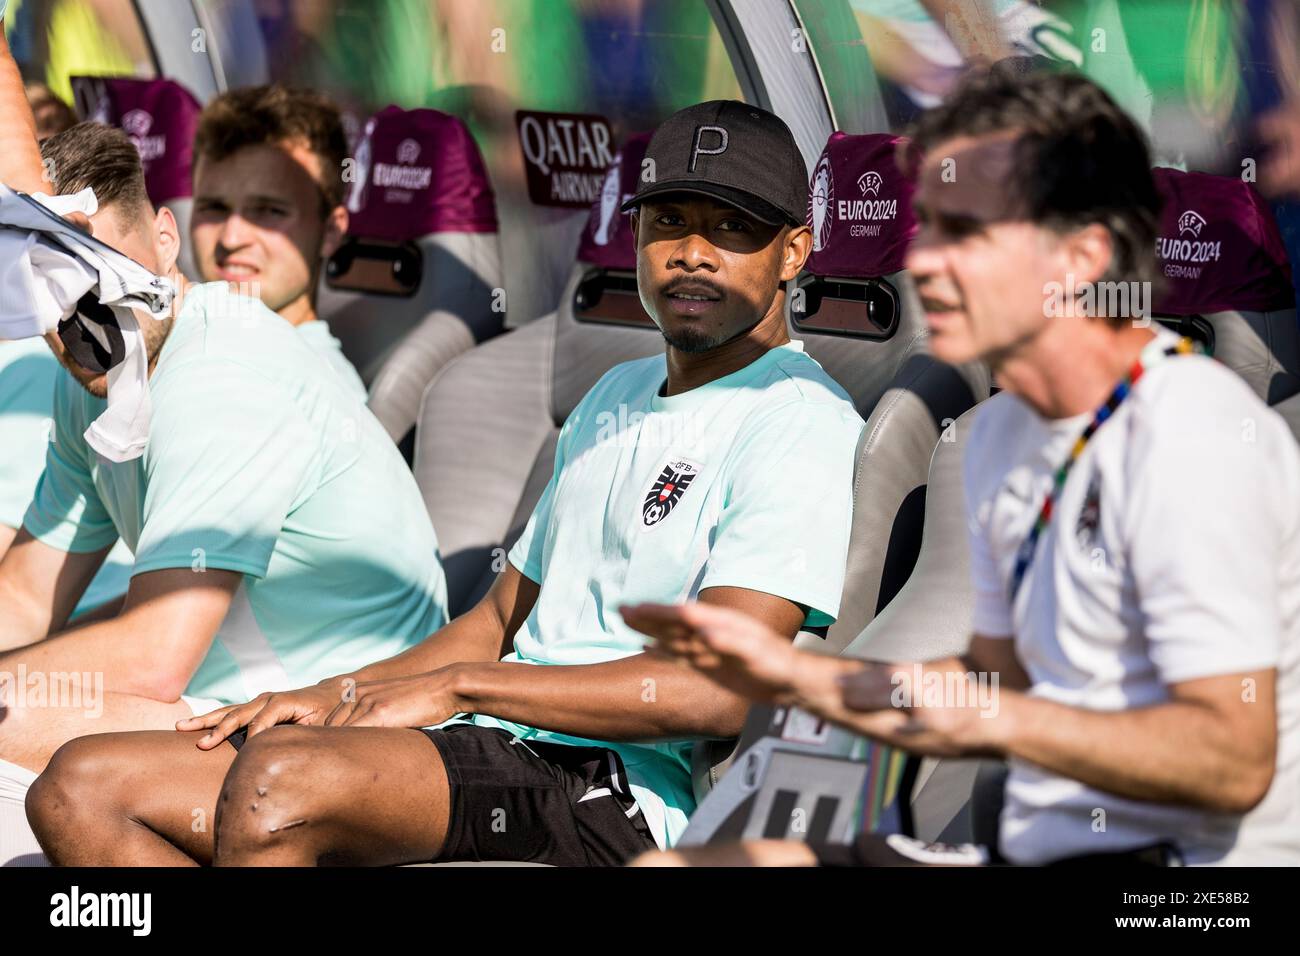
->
xmin=215 ymin=726 xmax=334 ymax=856
xmin=25 ymin=735 xmax=117 ymax=839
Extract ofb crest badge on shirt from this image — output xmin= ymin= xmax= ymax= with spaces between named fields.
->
xmin=642 ymin=458 xmax=702 ymax=528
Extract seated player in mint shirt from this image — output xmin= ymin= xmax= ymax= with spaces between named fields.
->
xmin=28 ymin=102 xmax=865 ymax=868
xmin=459 ymin=335 xmax=861 ymax=847
xmin=0 ymin=120 xmax=445 ymax=865
xmin=2 ymin=83 xmax=364 ymax=641
xmin=22 ymin=280 xmax=447 ymax=708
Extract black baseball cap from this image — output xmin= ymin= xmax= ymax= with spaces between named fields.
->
xmin=620 ymin=100 xmax=808 ymax=227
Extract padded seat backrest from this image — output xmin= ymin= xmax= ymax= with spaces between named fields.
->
xmin=790 ymin=132 xmax=989 ymax=655
xmin=1152 ymin=167 xmax=1299 ymax=405
xmin=845 ymin=403 xmax=979 ymax=664
xmin=415 ymin=134 xmax=662 ymax=616
xmin=846 ymin=403 xmax=987 ymax=842
xmin=321 ymin=106 xmax=504 ymax=443
xmin=70 ymin=76 xmax=201 ymax=279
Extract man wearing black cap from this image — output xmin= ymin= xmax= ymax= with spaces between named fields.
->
xmin=29 ymin=102 xmax=865 ymax=867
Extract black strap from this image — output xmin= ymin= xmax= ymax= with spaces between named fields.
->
xmin=57 ymin=293 xmax=125 ymax=374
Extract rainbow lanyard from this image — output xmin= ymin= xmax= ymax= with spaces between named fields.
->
xmin=1007 ymin=336 xmax=1197 ymax=603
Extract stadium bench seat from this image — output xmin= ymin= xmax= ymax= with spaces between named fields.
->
xmin=319 ymin=105 xmax=504 ymax=447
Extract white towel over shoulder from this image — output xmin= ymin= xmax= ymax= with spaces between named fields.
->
xmin=0 ymin=184 xmax=175 ymax=462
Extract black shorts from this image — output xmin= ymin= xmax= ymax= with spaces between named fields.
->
xmin=227 ymin=724 xmax=657 ymax=867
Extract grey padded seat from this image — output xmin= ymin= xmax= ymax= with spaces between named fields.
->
xmin=786 ymin=130 xmax=991 ymax=653
xmin=839 ymin=403 xmax=998 ymax=844
xmin=414 ymin=132 xmax=663 ymax=617
xmin=1195 ymin=306 xmax=1300 ymax=406
xmin=793 ymin=267 xmax=989 ymax=656
xmin=321 ymin=231 xmax=503 ymax=443
xmin=318 ymin=106 xmax=505 ymax=444
xmin=841 ymin=404 xmax=979 ymax=666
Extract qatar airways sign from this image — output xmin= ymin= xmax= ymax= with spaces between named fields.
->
xmin=516 ymin=110 xmax=616 ymax=208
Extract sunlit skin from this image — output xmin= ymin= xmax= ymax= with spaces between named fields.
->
xmin=41 ymin=204 xmax=181 ymax=399
xmin=631 ymin=194 xmax=812 ymax=395
xmin=905 ymin=131 xmax=1158 ymax=418
xmin=190 ymin=141 xmax=347 ymax=327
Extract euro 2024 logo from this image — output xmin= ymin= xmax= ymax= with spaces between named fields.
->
xmin=809 ymin=155 xmax=834 ymax=252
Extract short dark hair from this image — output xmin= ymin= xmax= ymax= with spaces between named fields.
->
xmin=906 ymin=59 xmax=1161 ymax=292
xmin=39 ymin=121 xmax=152 ymax=225
xmin=193 ymin=85 xmax=348 ymax=211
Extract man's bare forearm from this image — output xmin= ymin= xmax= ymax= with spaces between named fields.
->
xmin=342 ymin=567 xmax=538 ymax=686
xmin=0 ymin=26 xmax=48 ymax=192
xmin=0 ymin=612 xmax=197 ymax=701
xmin=792 ymin=656 xmax=1276 ymax=814
xmin=452 ymin=655 xmax=749 ymax=741
xmin=993 ymin=689 xmax=1274 ymax=813
xmin=343 ymin=603 xmax=514 ymax=686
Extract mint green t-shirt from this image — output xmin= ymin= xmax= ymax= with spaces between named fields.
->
xmin=0 ymin=338 xmax=133 ymax=616
xmin=469 ymin=341 xmax=864 ymax=849
xmin=297 ymin=318 xmax=366 ymax=402
xmin=23 ymin=283 xmax=447 ymax=703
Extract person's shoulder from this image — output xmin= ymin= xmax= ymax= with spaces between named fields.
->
xmin=962 ymin=391 xmax=1036 ymax=496
xmin=170 ymin=282 xmax=301 ymax=358
xmin=159 ymin=283 xmax=319 ymax=386
xmin=970 ymin=389 xmax=1027 ymax=428
xmin=735 ymin=348 xmax=864 ymax=445
xmin=1137 ymin=351 xmax=1265 ymax=418
xmin=1131 ymin=353 xmax=1300 ymax=472
xmin=731 ymin=379 xmax=862 ymax=467
xmin=0 ymin=336 xmax=57 ymax=371
xmin=1133 ymin=351 xmax=1297 ymax=448
xmin=763 ymin=346 xmax=858 ymax=411
xmin=583 ymin=353 xmax=666 ymax=406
